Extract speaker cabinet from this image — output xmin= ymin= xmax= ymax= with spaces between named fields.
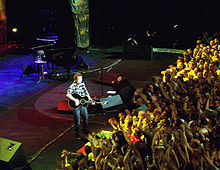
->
xmin=0 ymin=137 xmax=30 ymax=170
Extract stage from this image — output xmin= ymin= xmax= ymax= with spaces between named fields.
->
xmin=0 ymin=47 xmax=179 ymax=169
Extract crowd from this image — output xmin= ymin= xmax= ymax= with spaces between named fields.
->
xmin=57 ymin=36 xmax=220 ymax=170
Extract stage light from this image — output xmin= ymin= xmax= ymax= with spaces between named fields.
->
xmin=12 ymin=28 xmax=18 ymax=33
xmin=127 ymin=37 xmax=138 ymax=46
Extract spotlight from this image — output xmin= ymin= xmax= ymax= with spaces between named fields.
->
xmin=12 ymin=28 xmax=18 ymax=33
xmin=127 ymin=37 xmax=138 ymax=46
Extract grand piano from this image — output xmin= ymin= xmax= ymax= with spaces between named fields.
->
xmin=31 ymin=41 xmax=77 ymax=80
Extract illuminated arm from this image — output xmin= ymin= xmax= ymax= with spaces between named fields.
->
xmin=95 ymin=150 xmax=103 ymax=170
xmin=158 ymin=82 xmax=171 ymax=101
xmin=183 ymin=96 xmax=189 ymax=112
xmin=165 ymin=146 xmax=178 ymax=170
xmin=123 ymin=148 xmax=132 ymax=170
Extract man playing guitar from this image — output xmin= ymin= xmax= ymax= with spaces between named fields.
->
xmin=66 ymin=73 xmax=94 ymax=140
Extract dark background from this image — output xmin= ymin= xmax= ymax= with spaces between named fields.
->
xmin=5 ymin=0 xmax=220 ymax=49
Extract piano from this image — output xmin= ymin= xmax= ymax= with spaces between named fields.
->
xmin=31 ymin=42 xmax=77 ymax=80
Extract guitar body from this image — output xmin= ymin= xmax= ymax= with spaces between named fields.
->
xmin=68 ymin=93 xmax=89 ymax=109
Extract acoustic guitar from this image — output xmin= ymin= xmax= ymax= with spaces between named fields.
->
xmin=68 ymin=93 xmax=108 ymax=109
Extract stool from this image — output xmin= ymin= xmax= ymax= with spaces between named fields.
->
xmin=34 ymin=60 xmax=48 ymax=83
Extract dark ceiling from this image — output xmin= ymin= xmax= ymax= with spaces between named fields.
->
xmin=5 ymin=0 xmax=220 ymax=48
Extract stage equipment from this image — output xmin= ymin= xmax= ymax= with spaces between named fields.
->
xmin=22 ymin=65 xmax=37 ymax=75
xmin=100 ymin=94 xmax=123 ymax=109
xmin=31 ymin=43 xmax=77 ymax=80
xmin=33 ymin=50 xmax=45 ymax=62
xmin=118 ymin=84 xmax=135 ymax=106
xmin=58 ymin=99 xmax=106 ymax=115
xmin=127 ymin=37 xmax=138 ymax=46
xmin=96 ymin=71 xmax=118 ymax=84
xmin=67 ymin=93 xmax=108 ymax=109
xmin=58 ymin=100 xmax=72 ymax=114
xmin=75 ymin=56 xmax=88 ymax=70
xmin=0 ymin=137 xmax=30 ymax=170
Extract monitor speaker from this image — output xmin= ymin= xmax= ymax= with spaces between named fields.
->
xmin=100 ymin=94 xmax=123 ymax=109
xmin=0 ymin=137 xmax=31 ymax=170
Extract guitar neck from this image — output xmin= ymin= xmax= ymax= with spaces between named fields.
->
xmin=85 ymin=101 xmax=105 ymax=104
xmin=69 ymin=93 xmax=108 ymax=108
xmin=85 ymin=101 xmax=93 ymax=104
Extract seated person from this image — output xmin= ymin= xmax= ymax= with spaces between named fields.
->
xmin=113 ymin=74 xmax=131 ymax=93
xmin=134 ymin=83 xmax=157 ymax=104
xmin=113 ymin=74 xmax=135 ymax=107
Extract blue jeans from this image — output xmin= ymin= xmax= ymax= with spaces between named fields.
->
xmin=74 ymin=106 xmax=88 ymax=131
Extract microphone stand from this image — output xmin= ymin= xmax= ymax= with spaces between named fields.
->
xmin=100 ymin=66 xmax=104 ymax=97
